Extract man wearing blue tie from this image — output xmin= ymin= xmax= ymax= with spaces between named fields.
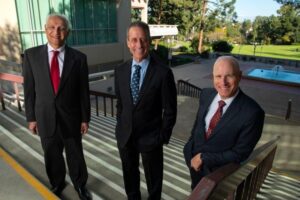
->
xmin=114 ymin=21 xmax=177 ymax=200
xmin=184 ymin=56 xmax=265 ymax=190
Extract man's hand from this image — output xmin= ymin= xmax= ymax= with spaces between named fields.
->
xmin=28 ymin=121 xmax=38 ymax=135
xmin=81 ymin=122 xmax=89 ymax=135
xmin=191 ymin=153 xmax=203 ymax=172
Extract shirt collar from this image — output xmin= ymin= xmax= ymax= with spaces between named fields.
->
xmin=47 ymin=43 xmax=65 ymax=53
xmin=216 ymin=89 xmax=240 ymax=105
xmin=132 ymin=55 xmax=150 ymax=69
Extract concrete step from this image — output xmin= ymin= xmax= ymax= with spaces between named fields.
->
xmin=1 ymin=105 xmax=299 ymax=200
xmin=0 ymin=106 xmax=190 ymax=200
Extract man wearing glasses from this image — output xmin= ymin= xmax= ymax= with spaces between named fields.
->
xmin=23 ymin=13 xmax=91 ymax=200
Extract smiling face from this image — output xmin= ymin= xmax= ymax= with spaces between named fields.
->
xmin=213 ymin=57 xmax=242 ymax=99
xmin=45 ymin=16 xmax=69 ymax=49
xmin=127 ymin=26 xmax=150 ymax=62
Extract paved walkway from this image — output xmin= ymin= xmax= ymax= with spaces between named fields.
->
xmin=0 ymin=147 xmax=59 ymax=200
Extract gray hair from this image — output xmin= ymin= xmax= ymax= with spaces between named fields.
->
xmin=45 ymin=13 xmax=71 ymax=31
xmin=214 ymin=56 xmax=240 ymax=73
xmin=127 ymin=21 xmax=151 ymax=43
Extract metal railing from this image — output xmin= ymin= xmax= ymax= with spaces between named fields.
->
xmin=187 ymin=136 xmax=280 ymax=200
xmin=0 ymin=72 xmax=23 ymax=111
xmin=177 ymin=79 xmax=202 ymax=98
xmin=0 ymin=72 xmax=117 ymax=118
xmin=90 ymin=90 xmax=116 ymax=117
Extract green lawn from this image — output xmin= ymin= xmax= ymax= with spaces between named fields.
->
xmin=231 ymin=44 xmax=300 ymax=61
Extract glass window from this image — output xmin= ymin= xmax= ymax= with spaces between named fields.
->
xmin=15 ymin=0 xmax=117 ymax=51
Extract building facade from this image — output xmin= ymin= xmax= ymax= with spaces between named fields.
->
xmin=0 ymin=0 xmax=131 ymax=72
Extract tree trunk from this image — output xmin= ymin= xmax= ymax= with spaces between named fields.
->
xmin=154 ymin=0 xmax=163 ymax=50
xmin=198 ymin=0 xmax=208 ymax=54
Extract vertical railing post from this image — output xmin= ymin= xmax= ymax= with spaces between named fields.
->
xmin=285 ymin=99 xmax=292 ymax=120
xmin=13 ymin=82 xmax=22 ymax=111
xmin=110 ymin=97 xmax=114 ymax=117
xmin=95 ymin=95 xmax=99 ymax=116
xmin=103 ymin=96 xmax=107 ymax=117
xmin=0 ymin=86 xmax=5 ymax=110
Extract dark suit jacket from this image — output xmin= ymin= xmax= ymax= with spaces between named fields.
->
xmin=114 ymin=54 xmax=177 ymax=152
xmin=23 ymin=44 xmax=91 ymax=138
xmin=184 ymin=88 xmax=264 ymax=174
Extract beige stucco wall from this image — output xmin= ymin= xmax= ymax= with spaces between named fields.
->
xmin=0 ymin=0 xmax=21 ymax=63
xmin=75 ymin=43 xmax=124 ymax=66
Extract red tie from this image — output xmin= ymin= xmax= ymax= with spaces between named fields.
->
xmin=50 ymin=51 xmax=60 ymax=94
xmin=206 ymin=100 xmax=226 ymax=139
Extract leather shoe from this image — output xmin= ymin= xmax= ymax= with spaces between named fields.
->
xmin=76 ymin=186 xmax=92 ymax=200
xmin=51 ymin=182 xmax=66 ymax=196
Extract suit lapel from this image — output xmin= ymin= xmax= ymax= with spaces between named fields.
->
xmin=200 ymin=90 xmax=217 ymax=141
xmin=40 ymin=45 xmax=55 ymax=96
xmin=208 ymin=90 xmax=243 ymax=140
xmin=136 ymin=59 xmax=155 ymax=106
xmin=58 ymin=46 xmax=75 ymax=94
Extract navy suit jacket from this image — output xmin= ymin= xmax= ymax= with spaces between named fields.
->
xmin=23 ymin=44 xmax=91 ymax=138
xmin=184 ymin=88 xmax=264 ymax=175
xmin=114 ymin=53 xmax=177 ymax=152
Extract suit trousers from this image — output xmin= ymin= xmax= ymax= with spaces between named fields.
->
xmin=40 ymin=122 xmax=88 ymax=189
xmin=118 ymin=139 xmax=163 ymax=200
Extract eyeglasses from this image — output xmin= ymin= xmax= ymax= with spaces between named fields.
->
xmin=46 ymin=26 xmax=68 ymax=32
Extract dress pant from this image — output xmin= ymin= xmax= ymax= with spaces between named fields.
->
xmin=118 ymin=139 xmax=163 ymax=200
xmin=40 ymin=121 xmax=88 ymax=189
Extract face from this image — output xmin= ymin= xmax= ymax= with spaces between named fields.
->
xmin=45 ymin=16 xmax=69 ymax=49
xmin=213 ymin=59 xmax=241 ymax=99
xmin=127 ymin=26 xmax=150 ymax=62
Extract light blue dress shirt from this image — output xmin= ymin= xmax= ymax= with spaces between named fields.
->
xmin=131 ymin=55 xmax=150 ymax=89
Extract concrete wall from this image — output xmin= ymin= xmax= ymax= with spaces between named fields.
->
xmin=0 ymin=0 xmax=21 ymax=63
xmin=117 ymin=0 xmax=131 ymax=62
xmin=75 ymin=43 xmax=124 ymax=66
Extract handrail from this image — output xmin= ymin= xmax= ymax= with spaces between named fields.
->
xmin=89 ymin=90 xmax=116 ymax=117
xmin=0 ymin=72 xmax=117 ymax=118
xmin=177 ymin=79 xmax=202 ymax=98
xmin=187 ymin=136 xmax=280 ymax=200
xmin=0 ymin=72 xmax=23 ymax=111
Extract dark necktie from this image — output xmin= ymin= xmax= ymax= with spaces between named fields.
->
xmin=50 ymin=51 xmax=60 ymax=94
xmin=206 ymin=100 xmax=226 ymax=139
xmin=131 ymin=65 xmax=141 ymax=105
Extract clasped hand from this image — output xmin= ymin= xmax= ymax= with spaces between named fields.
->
xmin=191 ymin=153 xmax=202 ymax=172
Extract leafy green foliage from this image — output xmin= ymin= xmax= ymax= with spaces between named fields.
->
xmin=212 ymin=40 xmax=233 ymax=52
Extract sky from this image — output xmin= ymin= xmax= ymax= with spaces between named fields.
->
xmin=235 ymin=0 xmax=282 ymax=21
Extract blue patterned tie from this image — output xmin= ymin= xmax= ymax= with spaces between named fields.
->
xmin=131 ymin=65 xmax=141 ymax=105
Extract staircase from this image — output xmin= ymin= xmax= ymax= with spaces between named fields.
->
xmin=0 ymin=105 xmax=191 ymax=200
xmin=0 ymin=104 xmax=299 ymax=200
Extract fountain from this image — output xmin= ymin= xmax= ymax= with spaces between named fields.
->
xmin=243 ymin=65 xmax=300 ymax=87
xmin=272 ymin=65 xmax=285 ymax=76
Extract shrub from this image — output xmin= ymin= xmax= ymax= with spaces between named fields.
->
xmin=190 ymin=37 xmax=199 ymax=53
xmin=200 ymin=49 xmax=211 ymax=58
xmin=212 ymin=40 xmax=233 ymax=53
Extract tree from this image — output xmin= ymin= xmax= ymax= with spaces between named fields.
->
xmin=277 ymin=4 xmax=300 ymax=43
xmin=240 ymin=19 xmax=252 ymax=43
xmin=148 ymin=0 xmax=201 ymax=37
xmin=197 ymin=0 xmax=237 ymax=53
xmin=274 ymin=0 xmax=300 ymax=8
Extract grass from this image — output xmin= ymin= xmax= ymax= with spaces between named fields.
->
xmin=231 ymin=44 xmax=300 ymax=61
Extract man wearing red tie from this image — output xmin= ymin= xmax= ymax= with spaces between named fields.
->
xmin=23 ymin=14 xmax=91 ymax=199
xmin=183 ymin=56 xmax=265 ymax=190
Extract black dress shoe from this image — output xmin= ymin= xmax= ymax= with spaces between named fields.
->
xmin=51 ymin=182 xmax=66 ymax=196
xmin=76 ymin=186 xmax=92 ymax=200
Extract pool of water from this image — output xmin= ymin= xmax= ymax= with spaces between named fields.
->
xmin=245 ymin=68 xmax=300 ymax=86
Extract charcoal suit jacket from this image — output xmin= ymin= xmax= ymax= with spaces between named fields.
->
xmin=23 ymin=44 xmax=91 ymax=138
xmin=184 ymin=88 xmax=264 ymax=174
xmin=114 ymin=54 xmax=177 ymax=152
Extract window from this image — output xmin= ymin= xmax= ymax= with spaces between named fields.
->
xmin=15 ymin=0 xmax=117 ymax=51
